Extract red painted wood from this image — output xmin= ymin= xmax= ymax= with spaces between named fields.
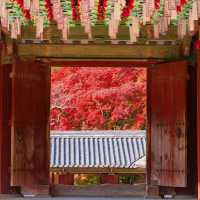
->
xmin=101 ymin=174 xmax=118 ymax=184
xmin=197 ymin=51 xmax=200 ymax=200
xmin=58 ymin=174 xmax=74 ymax=185
xmin=48 ymin=60 xmax=158 ymax=68
xmin=50 ymin=173 xmax=54 ymax=184
xmin=0 ymin=64 xmax=12 ymax=193
xmin=11 ymin=59 xmax=50 ymax=194
xmin=149 ymin=61 xmax=187 ymax=187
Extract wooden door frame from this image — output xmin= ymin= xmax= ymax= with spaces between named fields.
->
xmin=47 ymin=59 xmax=158 ymax=196
xmin=197 ymin=51 xmax=200 ymax=200
xmin=0 ymin=44 xmax=13 ymax=194
xmin=0 ymin=63 xmax=12 ymax=194
xmin=47 ymin=58 xmax=197 ymax=197
xmin=0 ymin=56 xmax=197 ymax=197
xmin=41 ymin=59 xmax=159 ymax=68
xmin=46 ymin=59 xmax=161 ymax=197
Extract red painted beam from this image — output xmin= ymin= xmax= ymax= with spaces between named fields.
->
xmin=52 ymin=174 xmax=74 ymax=185
xmin=101 ymin=174 xmax=118 ymax=184
xmin=44 ymin=60 xmax=159 ymax=68
xmin=58 ymin=174 xmax=74 ymax=185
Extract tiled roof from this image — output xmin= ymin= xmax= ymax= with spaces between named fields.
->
xmin=50 ymin=130 xmax=146 ymax=169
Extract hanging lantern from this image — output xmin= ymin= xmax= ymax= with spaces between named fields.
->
xmin=0 ymin=0 xmax=199 ymax=41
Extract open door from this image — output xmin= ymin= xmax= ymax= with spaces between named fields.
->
xmin=148 ymin=61 xmax=187 ymax=187
xmin=11 ymin=59 xmax=50 ymax=194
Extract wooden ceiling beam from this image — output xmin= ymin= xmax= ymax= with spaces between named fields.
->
xmin=50 ymin=167 xmax=145 ymax=174
xmin=17 ymin=43 xmax=181 ymax=60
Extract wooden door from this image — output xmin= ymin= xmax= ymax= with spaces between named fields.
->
xmin=148 ymin=61 xmax=187 ymax=187
xmin=11 ymin=59 xmax=50 ymax=192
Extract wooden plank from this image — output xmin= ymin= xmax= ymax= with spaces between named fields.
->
xmin=0 ymin=63 xmax=12 ymax=194
xmin=11 ymin=59 xmax=50 ymax=195
xmin=56 ymin=174 xmax=74 ymax=185
xmin=147 ymin=67 xmax=155 ymax=195
xmin=185 ymin=62 xmax=197 ymax=195
xmin=50 ymin=167 xmax=145 ymax=174
xmin=51 ymin=183 xmax=146 ymax=197
xmin=44 ymin=59 xmax=159 ymax=68
xmin=149 ymin=61 xmax=187 ymax=187
xmin=17 ymin=44 xmax=181 ymax=59
xmin=20 ymin=23 xmax=178 ymax=41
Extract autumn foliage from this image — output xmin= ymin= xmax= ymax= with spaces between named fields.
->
xmin=50 ymin=67 xmax=146 ymax=130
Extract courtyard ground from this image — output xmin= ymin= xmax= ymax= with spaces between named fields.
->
xmin=0 ymin=197 xmax=197 ymax=200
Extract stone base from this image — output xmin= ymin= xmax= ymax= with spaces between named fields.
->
xmin=159 ymin=186 xmax=176 ymax=199
xmin=146 ymin=185 xmax=160 ymax=198
xmin=21 ymin=185 xmax=50 ymax=197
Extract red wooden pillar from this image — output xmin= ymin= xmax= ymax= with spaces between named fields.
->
xmin=50 ymin=173 xmax=54 ymax=184
xmin=197 ymin=50 xmax=200 ymax=200
xmin=101 ymin=174 xmax=118 ymax=184
xmin=0 ymin=44 xmax=12 ymax=194
xmin=0 ymin=63 xmax=12 ymax=194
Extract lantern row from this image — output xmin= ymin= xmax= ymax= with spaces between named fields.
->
xmin=0 ymin=0 xmax=199 ymax=41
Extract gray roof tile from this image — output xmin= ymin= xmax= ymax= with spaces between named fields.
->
xmin=50 ymin=130 xmax=146 ymax=169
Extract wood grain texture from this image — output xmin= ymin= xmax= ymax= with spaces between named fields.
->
xmin=0 ymin=63 xmax=12 ymax=193
xmin=197 ymin=51 xmax=200 ymax=200
xmin=11 ymin=59 xmax=50 ymax=193
xmin=149 ymin=61 xmax=187 ymax=187
xmin=17 ymin=44 xmax=181 ymax=59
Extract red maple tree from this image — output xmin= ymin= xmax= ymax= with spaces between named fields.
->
xmin=50 ymin=67 xmax=146 ymax=130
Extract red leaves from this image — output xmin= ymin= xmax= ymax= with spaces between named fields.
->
xmin=50 ymin=67 xmax=146 ymax=130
